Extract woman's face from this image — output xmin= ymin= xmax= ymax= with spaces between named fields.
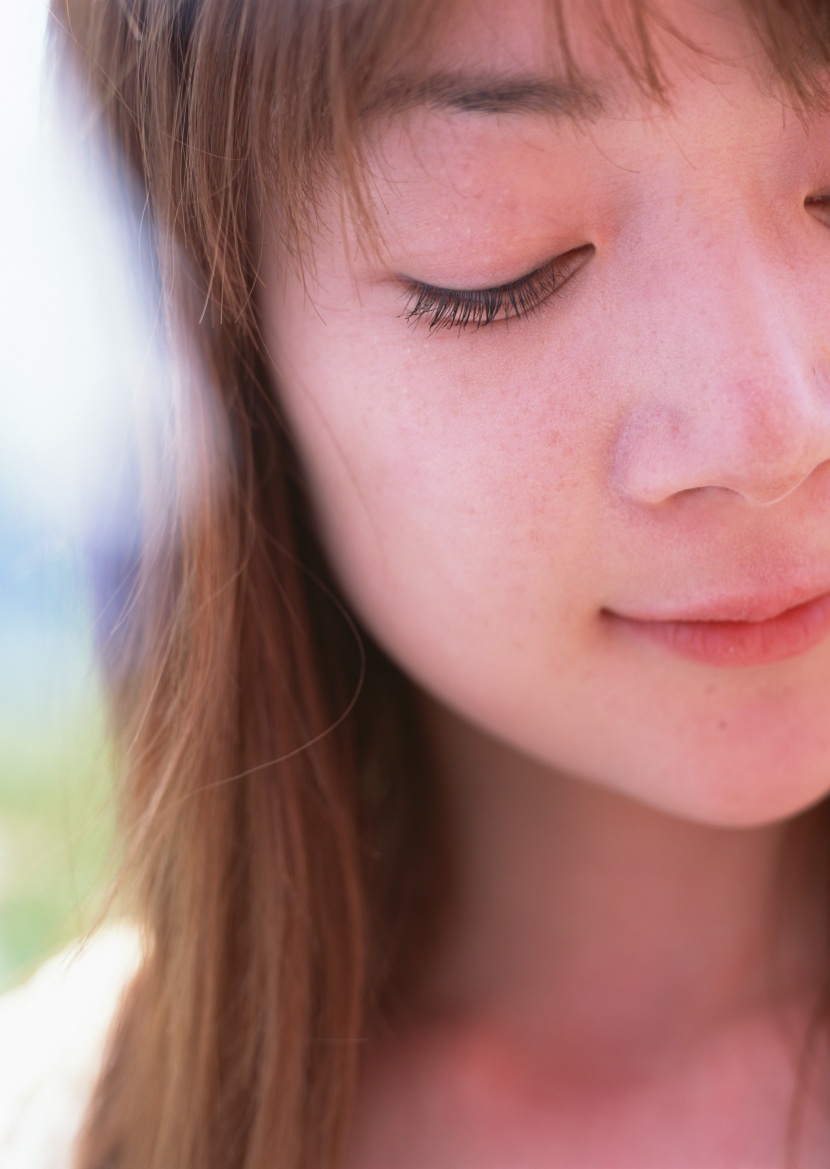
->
xmin=261 ymin=0 xmax=830 ymax=827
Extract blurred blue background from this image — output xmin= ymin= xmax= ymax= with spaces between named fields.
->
xmin=0 ymin=0 xmax=117 ymax=989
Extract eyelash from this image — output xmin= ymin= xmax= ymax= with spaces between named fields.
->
xmin=402 ymin=245 xmax=593 ymax=333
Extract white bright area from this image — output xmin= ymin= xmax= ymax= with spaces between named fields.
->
xmin=0 ymin=0 xmax=161 ymax=988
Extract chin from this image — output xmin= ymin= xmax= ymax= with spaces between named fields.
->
xmin=605 ymin=741 xmax=830 ymax=830
xmin=572 ymin=673 xmax=830 ymax=829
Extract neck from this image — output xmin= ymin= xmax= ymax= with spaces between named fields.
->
xmin=417 ymin=695 xmax=827 ymax=1065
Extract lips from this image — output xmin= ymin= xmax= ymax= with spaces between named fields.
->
xmin=605 ymin=589 xmax=830 ymax=668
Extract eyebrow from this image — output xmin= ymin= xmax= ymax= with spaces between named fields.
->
xmin=371 ymin=71 xmax=608 ymax=120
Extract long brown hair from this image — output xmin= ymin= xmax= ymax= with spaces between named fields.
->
xmin=52 ymin=2 xmax=830 ymax=1167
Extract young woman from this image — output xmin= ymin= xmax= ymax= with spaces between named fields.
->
xmin=39 ymin=0 xmax=830 ymax=1165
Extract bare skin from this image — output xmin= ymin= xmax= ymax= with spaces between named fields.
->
xmin=344 ymin=708 xmax=830 ymax=1167
xmin=259 ymin=0 xmax=830 ymax=1162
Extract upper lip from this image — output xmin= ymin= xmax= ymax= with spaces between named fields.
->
xmin=607 ymin=582 xmax=830 ymax=625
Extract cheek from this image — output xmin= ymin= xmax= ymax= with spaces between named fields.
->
xmin=270 ymin=303 xmax=610 ymax=676
xmin=262 ymin=264 xmax=830 ymax=828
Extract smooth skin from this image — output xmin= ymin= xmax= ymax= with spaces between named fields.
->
xmin=261 ymin=0 xmax=830 ymax=1163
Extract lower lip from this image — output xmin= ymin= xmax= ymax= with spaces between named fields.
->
xmin=608 ymin=592 xmax=830 ymax=667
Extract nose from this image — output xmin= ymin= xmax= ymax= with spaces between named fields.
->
xmin=612 ymin=242 xmax=830 ymax=509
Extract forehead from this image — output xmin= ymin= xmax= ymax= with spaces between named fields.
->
xmin=371 ymin=0 xmax=768 ymax=125
xmin=359 ymin=0 xmax=780 ymax=200
xmin=284 ymin=0 xmax=812 ymax=273
xmin=331 ymin=0 xmax=815 ymax=278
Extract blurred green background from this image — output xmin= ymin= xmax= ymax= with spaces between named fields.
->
xmin=0 ymin=527 xmax=117 ymax=992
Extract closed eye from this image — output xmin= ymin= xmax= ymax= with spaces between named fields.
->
xmin=401 ymin=244 xmax=594 ymax=333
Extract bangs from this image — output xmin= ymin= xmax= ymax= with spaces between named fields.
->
xmin=254 ymin=0 xmax=830 ymax=231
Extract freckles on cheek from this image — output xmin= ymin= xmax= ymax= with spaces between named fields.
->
xmin=368 ymin=372 xmax=571 ymax=528
xmin=361 ymin=422 xmax=594 ymax=647
xmin=276 ymin=284 xmax=609 ymax=610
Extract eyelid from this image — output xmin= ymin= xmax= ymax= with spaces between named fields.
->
xmin=401 ymin=245 xmax=593 ymax=333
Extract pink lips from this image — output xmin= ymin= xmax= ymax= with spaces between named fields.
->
xmin=607 ymin=590 xmax=830 ymax=667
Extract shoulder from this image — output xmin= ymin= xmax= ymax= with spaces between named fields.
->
xmin=0 ymin=924 xmax=143 ymax=1169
